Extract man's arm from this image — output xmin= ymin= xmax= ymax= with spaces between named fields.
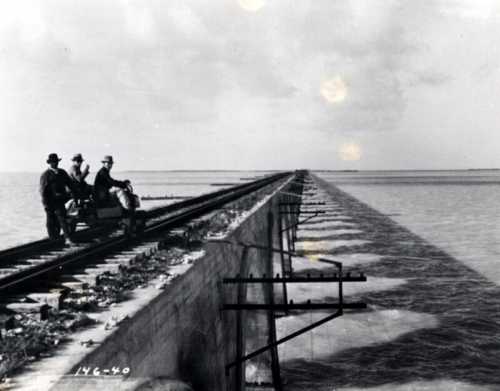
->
xmin=81 ymin=164 xmax=89 ymax=181
xmin=39 ymin=172 xmax=50 ymax=209
xmin=69 ymin=166 xmax=86 ymax=183
xmin=104 ymin=170 xmax=127 ymax=188
xmin=62 ymin=170 xmax=77 ymax=198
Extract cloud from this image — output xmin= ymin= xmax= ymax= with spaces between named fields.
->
xmin=412 ymin=70 xmax=453 ymax=86
xmin=438 ymin=0 xmax=500 ymax=20
xmin=0 ymin=1 xmax=422 ymax=140
xmin=0 ymin=0 xmax=497 ymax=170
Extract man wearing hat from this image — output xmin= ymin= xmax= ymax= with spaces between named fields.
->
xmin=39 ymin=153 xmax=76 ymax=245
xmin=93 ymin=155 xmax=130 ymax=207
xmin=68 ymin=153 xmax=91 ymax=202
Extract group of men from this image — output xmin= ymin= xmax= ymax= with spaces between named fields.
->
xmin=40 ymin=153 xmax=131 ymax=245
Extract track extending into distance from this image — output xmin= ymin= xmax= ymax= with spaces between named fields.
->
xmin=0 ymin=172 xmax=292 ymax=296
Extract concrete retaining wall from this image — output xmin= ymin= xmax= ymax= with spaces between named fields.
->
xmin=50 ymin=179 xmax=294 ymax=391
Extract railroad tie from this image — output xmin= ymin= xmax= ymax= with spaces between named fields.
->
xmin=27 ymin=292 xmax=63 ymax=310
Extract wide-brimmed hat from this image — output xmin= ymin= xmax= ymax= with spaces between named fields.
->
xmin=102 ymin=155 xmax=114 ymax=164
xmin=47 ymin=153 xmax=62 ymax=163
xmin=72 ymin=153 xmax=84 ymax=162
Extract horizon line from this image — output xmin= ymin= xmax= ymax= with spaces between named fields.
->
xmin=0 ymin=168 xmax=499 ymax=174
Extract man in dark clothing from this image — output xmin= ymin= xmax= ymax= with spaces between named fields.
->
xmin=68 ymin=153 xmax=92 ymax=202
xmin=93 ymin=155 xmax=130 ymax=207
xmin=40 ymin=153 xmax=76 ymax=245
xmin=94 ymin=155 xmax=140 ymax=235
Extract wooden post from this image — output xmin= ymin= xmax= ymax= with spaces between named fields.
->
xmin=277 ymin=200 xmax=288 ymax=314
xmin=266 ymin=211 xmax=282 ymax=391
xmin=284 ymin=200 xmax=294 ymax=273
xmin=235 ymin=246 xmax=249 ymax=391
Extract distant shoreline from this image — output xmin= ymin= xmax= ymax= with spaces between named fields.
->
xmin=0 ymin=168 xmax=499 ymax=174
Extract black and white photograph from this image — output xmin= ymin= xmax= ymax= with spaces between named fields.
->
xmin=1 ymin=1 xmax=500 ymax=390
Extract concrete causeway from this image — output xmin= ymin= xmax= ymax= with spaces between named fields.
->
xmin=8 ymin=171 xmax=500 ymax=391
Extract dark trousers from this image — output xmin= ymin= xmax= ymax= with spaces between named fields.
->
xmin=45 ymin=206 xmax=71 ymax=240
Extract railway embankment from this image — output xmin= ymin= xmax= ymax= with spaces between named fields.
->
xmin=7 ymin=174 xmax=298 ymax=391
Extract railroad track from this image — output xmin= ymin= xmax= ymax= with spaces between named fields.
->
xmin=0 ymin=172 xmax=292 ymax=297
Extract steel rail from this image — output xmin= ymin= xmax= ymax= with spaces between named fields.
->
xmin=144 ymin=173 xmax=277 ymax=219
xmin=0 ymin=172 xmax=292 ymax=294
xmin=0 ymin=226 xmax=110 ymax=265
xmin=0 ymin=172 xmax=287 ymax=266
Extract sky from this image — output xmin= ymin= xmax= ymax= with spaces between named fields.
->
xmin=1 ymin=0 xmax=500 ymax=171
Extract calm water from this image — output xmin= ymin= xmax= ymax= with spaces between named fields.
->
xmin=277 ymin=170 xmax=500 ymax=391
xmin=3 ymin=168 xmax=498 ymax=276
xmin=316 ymin=170 xmax=500 ymax=285
xmin=3 ymin=169 xmax=500 ymax=390
xmin=0 ymin=170 xmax=270 ymax=250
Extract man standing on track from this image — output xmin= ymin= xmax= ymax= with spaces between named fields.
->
xmin=39 ymin=153 xmax=76 ymax=245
